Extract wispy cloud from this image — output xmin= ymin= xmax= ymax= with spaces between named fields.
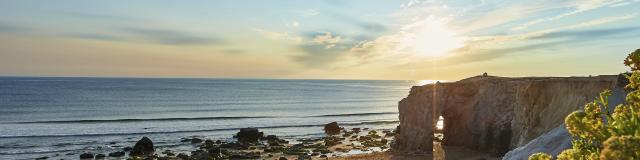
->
xmin=333 ymin=1 xmax=639 ymax=70
xmin=52 ymin=10 xmax=143 ymax=22
xmin=71 ymin=34 xmax=122 ymax=41
xmin=287 ymin=31 xmax=361 ymax=68
xmin=301 ymin=9 xmax=320 ymax=16
xmin=221 ymin=49 xmax=247 ymax=54
xmin=311 ymin=32 xmax=341 ymax=49
xmin=254 ymin=28 xmax=303 ymax=43
xmin=530 ymin=26 xmax=640 ymax=40
xmin=119 ymin=28 xmax=225 ymax=45
xmin=511 ymin=0 xmax=629 ymax=30
xmin=291 ymin=43 xmax=345 ymax=68
xmin=327 ymin=12 xmax=387 ymax=32
xmin=69 ymin=27 xmax=226 ymax=46
xmin=287 ymin=21 xmax=300 ymax=28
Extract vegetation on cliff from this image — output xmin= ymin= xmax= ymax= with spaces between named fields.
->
xmin=529 ymin=49 xmax=640 ymax=160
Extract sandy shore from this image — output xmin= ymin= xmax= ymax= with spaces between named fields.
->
xmin=327 ymin=142 xmax=500 ymax=160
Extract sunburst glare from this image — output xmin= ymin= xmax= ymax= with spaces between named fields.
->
xmin=403 ymin=18 xmax=464 ymax=57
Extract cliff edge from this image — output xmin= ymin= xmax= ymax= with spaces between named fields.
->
xmin=392 ymin=75 xmax=625 ymax=158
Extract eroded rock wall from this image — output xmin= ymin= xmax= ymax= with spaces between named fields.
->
xmin=392 ymin=75 xmax=623 ymax=156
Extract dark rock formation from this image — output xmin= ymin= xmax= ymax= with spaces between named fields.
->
xmin=324 ymin=122 xmax=341 ymax=135
xmin=190 ymin=150 xmax=209 ymax=160
xmin=95 ymin=154 xmax=106 ymax=159
xmin=130 ymin=136 xmax=154 ymax=156
xmin=79 ymin=153 xmax=93 ymax=159
xmin=236 ymin=128 xmax=263 ymax=144
xmin=177 ymin=153 xmax=189 ymax=159
xmin=191 ymin=138 xmax=203 ymax=144
xmin=108 ymin=151 xmax=125 ymax=157
xmin=208 ymin=146 xmax=221 ymax=158
xmin=393 ymin=75 xmax=624 ymax=157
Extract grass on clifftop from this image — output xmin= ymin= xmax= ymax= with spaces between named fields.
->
xmin=529 ymin=49 xmax=640 ymax=160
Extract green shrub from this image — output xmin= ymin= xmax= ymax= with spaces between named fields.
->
xmin=529 ymin=152 xmax=552 ymax=160
xmin=530 ymin=49 xmax=640 ymax=159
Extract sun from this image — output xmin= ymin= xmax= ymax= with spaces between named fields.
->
xmin=403 ymin=18 xmax=464 ymax=57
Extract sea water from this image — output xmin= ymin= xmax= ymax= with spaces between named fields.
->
xmin=0 ymin=77 xmax=418 ymax=159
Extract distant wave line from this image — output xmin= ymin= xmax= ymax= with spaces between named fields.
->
xmin=6 ymin=112 xmax=398 ymax=124
xmin=312 ymin=112 xmax=398 ymax=117
xmin=0 ymin=120 xmax=399 ymax=139
xmin=8 ymin=116 xmax=277 ymax=124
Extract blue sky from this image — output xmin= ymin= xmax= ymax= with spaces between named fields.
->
xmin=0 ymin=0 xmax=639 ymax=80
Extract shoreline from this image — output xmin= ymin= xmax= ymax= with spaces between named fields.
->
xmin=24 ymin=123 xmax=396 ymax=160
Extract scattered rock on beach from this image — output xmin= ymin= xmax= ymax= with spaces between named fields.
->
xmin=109 ymin=151 xmax=125 ymax=157
xmin=324 ymin=122 xmax=341 ymax=135
xmin=236 ymin=128 xmax=263 ymax=144
xmin=263 ymin=135 xmax=278 ymax=141
xmin=324 ymin=136 xmax=342 ymax=146
xmin=79 ymin=153 xmax=94 ymax=159
xmin=191 ymin=138 xmax=203 ymax=144
xmin=130 ymin=136 xmax=154 ymax=156
xmin=298 ymin=154 xmax=312 ymax=160
xmin=190 ymin=150 xmax=209 ymax=160
xmin=177 ymin=153 xmax=190 ymax=159
xmin=95 ymin=154 xmax=106 ymax=159
xmin=162 ymin=150 xmax=176 ymax=156
xmin=207 ymin=146 xmax=221 ymax=158
xmin=220 ymin=141 xmax=251 ymax=150
xmin=201 ymin=139 xmax=215 ymax=149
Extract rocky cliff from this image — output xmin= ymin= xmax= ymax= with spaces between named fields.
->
xmin=392 ymin=75 xmax=625 ymax=158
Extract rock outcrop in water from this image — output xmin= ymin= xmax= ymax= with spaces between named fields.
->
xmin=392 ymin=75 xmax=625 ymax=158
xmin=130 ymin=137 xmax=154 ymax=156
xmin=236 ymin=128 xmax=264 ymax=144
xmin=324 ymin=122 xmax=341 ymax=135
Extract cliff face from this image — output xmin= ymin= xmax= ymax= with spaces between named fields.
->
xmin=392 ymin=75 xmax=624 ymax=156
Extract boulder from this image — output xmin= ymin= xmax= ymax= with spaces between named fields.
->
xmin=79 ymin=153 xmax=94 ymax=159
xmin=191 ymin=138 xmax=203 ymax=144
xmin=177 ymin=153 xmax=190 ymax=160
xmin=202 ymin=140 xmax=215 ymax=149
xmin=236 ymin=128 xmax=263 ymax=143
xmin=324 ymin=122 xmax=341 ymax=135
xmin=108 ymin=151 xmax=125 ymax=157
xmin=130 ymin=136 xmax=154 ymax=156
xmin=95 ymin=154 xmax=106 ymax=159
xmin=162 ymin=150 xmax=176 ymax=156
xmin=297 ymin=154 xmax=312 ymax=160
xmin=263 ymin=135 xmax=278 ymax=141
xmin=190 ymin=150 xmax=209 ymax=160
xmin=208 ymin=146 xmax=221 ymax=158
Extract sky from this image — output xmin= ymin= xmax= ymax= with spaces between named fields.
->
xmin=0 ymin=0 xmax=639 ymax=80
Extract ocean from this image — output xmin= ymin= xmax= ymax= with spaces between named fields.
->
xmin=0 ymin=77 xmax=419 ymax=159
